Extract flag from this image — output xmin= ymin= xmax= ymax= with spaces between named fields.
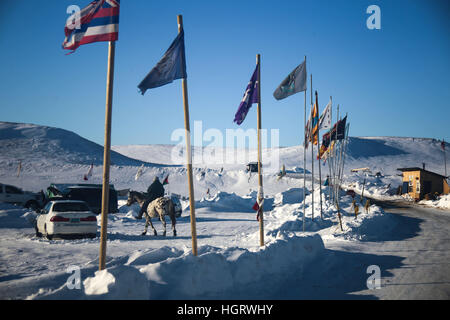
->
xmin=334 ymin=115 xmax=347 ymax=140
xmin=63 ymin=0 xmax=120 ymax=53
xmin=309 ymin=92 xmax=319 ymax=145
xmin=234 ymin=63 xmax=259 ymax=125
xmin=322 ymin=131 xmax=331 ymax=148
xmin=304 ymin=115 xmax=311 ymax=148
xmin=273 ymin=59 xmax=307 ymax=100
xmin=252 ymin=198 xmax=264 ymax=221
xmin=138 ymin=30 xmax=187 ymax=95
xmin=318 ymin=100 xmax=332 ymax=131
xmin=163 ymin=174 xmax=169 ymax=185
xmin=318 ymin=144 xmax=328 ymax=160
xmin=328 ymin=115 xmax=347 ymax=141
xmin=83 ymin=163 xmax=94 ymax=181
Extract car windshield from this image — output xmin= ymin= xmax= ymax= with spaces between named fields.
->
xmin=52 ymin=202 xmax=90 ymax=212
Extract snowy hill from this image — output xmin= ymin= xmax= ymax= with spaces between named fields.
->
xmin=0 ymin=122 xmax=173 ymax=192
xmin=0 ymin=122 xmax=152 ymax=167
xmin=345 ymin=136 xmax=447 ymax=176
xmin=113 ymin=136 xmax=448 ymax=177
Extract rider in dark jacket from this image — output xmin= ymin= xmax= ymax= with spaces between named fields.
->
xmin=137 ymin=177 xmax=165 ymax=219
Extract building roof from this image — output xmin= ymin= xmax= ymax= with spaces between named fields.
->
xmin=397 ymin=167 xmax=447 ymax=179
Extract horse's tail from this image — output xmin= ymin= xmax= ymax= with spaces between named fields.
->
xmin=168 ymin=199 xmax=176 ymax=226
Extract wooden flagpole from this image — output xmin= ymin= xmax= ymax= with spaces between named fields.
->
xmin=177 ymin=15 xmax=198 ymax=256
xmin=303 ymin=56 xmax=306 ymax=232
xmin=256 ymin=54 xmax=264 ymax=247
xmin=99 ymin=41 xmax=116 ymax=271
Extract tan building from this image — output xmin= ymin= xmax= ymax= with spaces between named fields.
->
xmin=398 ymin=167 xmax=450 ymax=200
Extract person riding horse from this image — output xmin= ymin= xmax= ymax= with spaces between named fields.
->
xmin=137 ymin=176 xmax=165 ymax=219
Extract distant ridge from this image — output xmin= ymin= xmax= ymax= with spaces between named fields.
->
xmin=0 ymin=121 xmax=160 ymax=167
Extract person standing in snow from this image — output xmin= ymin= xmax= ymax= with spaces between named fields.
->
xmin=137 ymin=177 xmax=165 ymax=219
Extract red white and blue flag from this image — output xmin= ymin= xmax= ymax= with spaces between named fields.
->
xmin=63 ymin=0 xmax=120 ymax=53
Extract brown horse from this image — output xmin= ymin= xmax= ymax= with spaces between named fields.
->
xmin=126 ymin=191 xmax=177 ymax=237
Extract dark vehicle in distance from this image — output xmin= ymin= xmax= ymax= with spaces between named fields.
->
xmin=246 ymin=162 xmax=259 ymax=173
xmin=46 ymin=183 xmax=118 ymax=214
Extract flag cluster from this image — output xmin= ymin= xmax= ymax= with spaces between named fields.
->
xmin=63 ymin=0 xmax=120 ymax=53
xmin=318 ymin=115 xmax=347 ymax=160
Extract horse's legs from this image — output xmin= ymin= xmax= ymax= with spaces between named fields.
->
xmin=149 ymin=218 xmax=157 ymax=236
xmin=142 ymin=213 xmax=149 ymax=235
xmin=170 ymin=214 xmax=177 ymax=237
xmin=142 ymin=213 xmax=157 ymax=236
xmin=159 ymin=212 xmax=167 ymax=237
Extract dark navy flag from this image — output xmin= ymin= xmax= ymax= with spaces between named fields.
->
xmin=138 ymin=30 xmax=187 ymax=95
xmin=273 ymin=59 xmax=307 ymax=100
xmin=327 ymin=115 xmax=347 ymax=141
xmin=234 ymin=64 xmax=259 ymax=125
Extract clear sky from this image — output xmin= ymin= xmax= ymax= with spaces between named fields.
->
xmin=0 ymin=0 xmax=449 ymax=148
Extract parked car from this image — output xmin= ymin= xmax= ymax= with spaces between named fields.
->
xmin=0 ymin=183 xmax=44 ymax=211
xmin=35 ymin=200 xmax=97 ymax=239
xmin=45 ymin=183 xmax=118 ymax=214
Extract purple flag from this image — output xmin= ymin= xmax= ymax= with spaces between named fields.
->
xmin=234 ymin=64 xmax=259 ymax=125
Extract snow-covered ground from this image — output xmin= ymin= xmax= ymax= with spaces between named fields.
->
xmin=419 ymin=194 xmax=450 ymax=210
xmin=0 ymin=121 xmax=448 ymax=299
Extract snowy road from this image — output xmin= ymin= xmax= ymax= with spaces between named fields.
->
xmin=275 ymin=200 xmax=450 ymax=299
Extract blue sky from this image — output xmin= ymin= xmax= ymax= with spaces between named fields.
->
xmin=0 ymin=0 xmax=449 ymax=147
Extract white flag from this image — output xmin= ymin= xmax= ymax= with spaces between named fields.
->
xmin=83 ymin=164 xmax=93 ymax=181
xmin=318 ymin=100 xmax=332 ymax=131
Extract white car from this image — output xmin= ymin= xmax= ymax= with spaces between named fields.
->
xmin=36 ymin=200 xmax=97 ymax=240
xmin=0 ymin=183 xmax=44 ymax=210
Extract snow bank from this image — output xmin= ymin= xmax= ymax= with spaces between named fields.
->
xmin=0 ymin=203 xmax=33 ymax=229
xmin=273 ymin=188 xmax=304 ymax=206
xmin=195 ymin=191 xmax=273 ymax=212
xmin=31 ymin=234 xmax=324 ymax=300
xmin=140 ymin=234 xmax=324 ymax=299
xmin=343 ymin=173 xmax=401 ymax=201
xmin=419 ymin=194 xmax=450 ymax=210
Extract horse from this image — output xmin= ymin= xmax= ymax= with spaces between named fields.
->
xmin=126 ymin=191 xmax=177 ymax=237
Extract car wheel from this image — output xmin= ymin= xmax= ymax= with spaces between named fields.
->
xmin=44 ymin=224 xmax=53 ymax=240
xmin=35 ymin=226 xmax=42 ymax=238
